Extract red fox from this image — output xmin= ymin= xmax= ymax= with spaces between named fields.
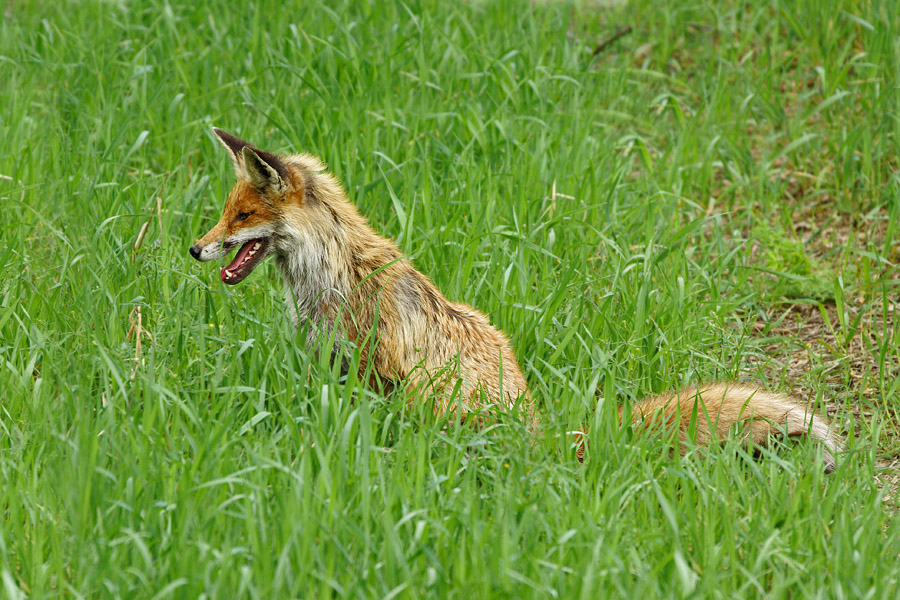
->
xmin=189 ymin=128 xmax=844 ymax=472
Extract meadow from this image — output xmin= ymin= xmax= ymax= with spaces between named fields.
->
xmin=1 ymin=0 xmax=899 ymax=597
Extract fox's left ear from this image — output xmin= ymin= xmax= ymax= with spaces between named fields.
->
xmin=242 ymin=146 xmax=289 ymax=194
xmin=213 ymin=128 xmax=250 ymax=177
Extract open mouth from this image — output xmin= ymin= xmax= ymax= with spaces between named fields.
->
xmin=221 ymin=238 xmax=269 ymax=285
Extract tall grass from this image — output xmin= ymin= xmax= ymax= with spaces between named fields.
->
xmin=1 ymin=0 xmax=898 ymax=597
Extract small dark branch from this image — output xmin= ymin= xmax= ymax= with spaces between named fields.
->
xmin=591 ymin=26 xmax=633 ymax=57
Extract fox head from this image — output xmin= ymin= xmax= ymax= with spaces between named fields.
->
xmin=189 ymin=128 xmax=310 ymax=285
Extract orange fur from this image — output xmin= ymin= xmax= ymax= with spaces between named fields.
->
xmin=190 ymin=129 xmax=844 ymax=471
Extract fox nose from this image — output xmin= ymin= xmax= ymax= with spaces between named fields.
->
xmin=189 ymin=244 xmax=202 ymax=260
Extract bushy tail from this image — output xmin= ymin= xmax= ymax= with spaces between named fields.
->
xmin=578 ymin=383 xmax=844 ymax=472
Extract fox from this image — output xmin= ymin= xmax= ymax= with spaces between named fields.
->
xmin=189 ymin=128 xmax=845 ymax=472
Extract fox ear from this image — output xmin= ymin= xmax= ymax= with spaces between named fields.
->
xmin=213 ymin=128 xmax=249 ymax=177
xmin=242 ymin=146 xmax=288 ymax=193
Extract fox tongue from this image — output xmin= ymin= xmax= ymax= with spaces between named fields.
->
xmin=220 ymin=241 xmax=255 ymax=281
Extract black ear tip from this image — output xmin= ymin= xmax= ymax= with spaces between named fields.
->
xmin=213 ymin=127 xmax=237 ymax=141
xmin=212 ymin=128 xmax=250 ymax=157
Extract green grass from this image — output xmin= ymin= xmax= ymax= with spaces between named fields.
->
xmin=2 ymin=0 xmax=900 ymax=597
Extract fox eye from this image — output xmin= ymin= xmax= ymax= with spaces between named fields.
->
xmin=235 ymin=212 xmax=253 ymax=222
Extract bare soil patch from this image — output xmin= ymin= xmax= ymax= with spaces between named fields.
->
xmin=750 ymin=301 xmax=899 ymax=416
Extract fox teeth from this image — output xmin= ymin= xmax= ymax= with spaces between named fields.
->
xmin=224 ymin=270 xmax=234 ymax=279
xmin=252 ymin=242 xmax=261 ymax=251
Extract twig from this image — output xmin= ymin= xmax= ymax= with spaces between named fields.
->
xmin=592 ymin=26 xmax=632 ymax=57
